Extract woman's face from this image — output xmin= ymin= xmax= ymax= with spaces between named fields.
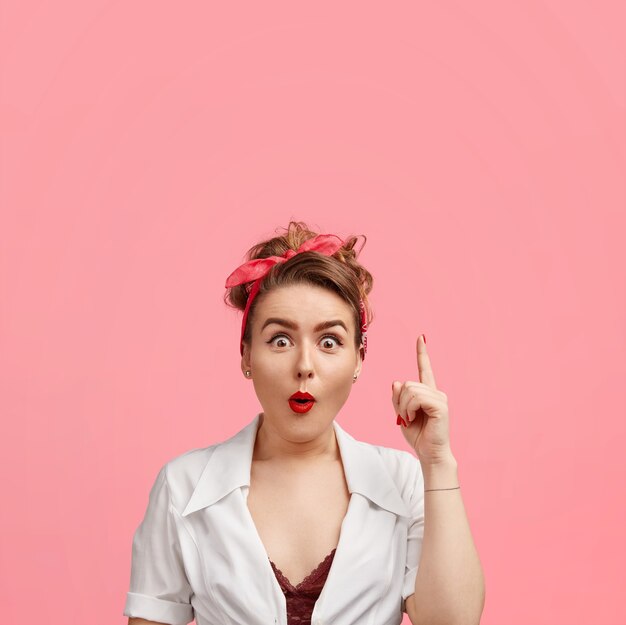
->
xmin=242 ymin=283 xmax=362 ymax=439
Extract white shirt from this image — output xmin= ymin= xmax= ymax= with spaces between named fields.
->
xmin=123 ymin=413 xmax=425 ymax=625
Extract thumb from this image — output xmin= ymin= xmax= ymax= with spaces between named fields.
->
xmin=391 ymin=380 xmax=402 ymax=415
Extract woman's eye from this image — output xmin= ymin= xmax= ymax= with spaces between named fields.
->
xmin=320 ymin=335 xmax=343 ymax=349
xmin=268 ymin=334 xmax=290 ymax=348
xmin=266 ymin=334 xmax=344 ymax=349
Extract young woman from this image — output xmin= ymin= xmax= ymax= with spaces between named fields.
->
xmin=124 ymin=221 xmax=485 ymax=625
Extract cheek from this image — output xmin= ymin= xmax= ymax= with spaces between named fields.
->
xmin=322 ymin=354 xmax=356 ymax=384
xmin=251 ymin=377 xmax=280 ymax=410
xmin=250 ymin=348 xmax=282 ymax=374
xmin=330 ymin=356 xmax=357 ymax=378
xmin=327 ymin=367 xmax=355 ymax=397
xmin=251 ymin=348 xmax=355 ymax=385
xmin=250 ymin=358 xmax=288 ymax=398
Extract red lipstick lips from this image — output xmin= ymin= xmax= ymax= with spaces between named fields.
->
xmin=288 ymin=391 xmax=316 ymax=414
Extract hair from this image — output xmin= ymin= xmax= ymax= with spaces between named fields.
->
xmin=223 ymin=221 xmax=374 ymax=353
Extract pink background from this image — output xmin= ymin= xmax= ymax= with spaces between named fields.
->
xmin=1 ymin=2 xmax=624 ymax=624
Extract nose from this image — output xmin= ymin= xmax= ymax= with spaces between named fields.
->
xmin=295 ymin=341 xmax=315 ymax=379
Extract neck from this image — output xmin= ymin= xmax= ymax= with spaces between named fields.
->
xmin=252 ymin=412 xmax=339 ymax=464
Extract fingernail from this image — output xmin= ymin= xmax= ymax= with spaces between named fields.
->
xmin=421 ymin=333 xmax=426 ymax=344
xmin=397 ymin=415 xmax=406 ymax=427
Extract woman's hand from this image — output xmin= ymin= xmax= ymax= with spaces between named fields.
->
xmin=391 ymin=334 xmax=454 ymax=465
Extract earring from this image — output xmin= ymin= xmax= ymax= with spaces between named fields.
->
xmin=245 ymin=370 xmax=251 ymax=377
xmin=353 ymin=373 xmax=357 ymax=383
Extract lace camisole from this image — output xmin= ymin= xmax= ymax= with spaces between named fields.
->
xmin=269 ymin=548 xmax=337 ymax=625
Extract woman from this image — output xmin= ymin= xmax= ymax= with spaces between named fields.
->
xmin=124 ymin=221 xmax=485 ymax=625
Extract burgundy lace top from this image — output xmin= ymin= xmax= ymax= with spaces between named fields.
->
xmin=269 ymin=548 xmax=337 ymax=625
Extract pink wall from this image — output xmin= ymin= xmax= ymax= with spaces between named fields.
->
xmin=1 ymin=2 xmax=624 ymax=624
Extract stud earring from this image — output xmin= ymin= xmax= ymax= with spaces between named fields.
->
xmin=353 ymin=373 xmax=358 ymax=383
xmin=245 ymin=370 xmax=251 ymax=377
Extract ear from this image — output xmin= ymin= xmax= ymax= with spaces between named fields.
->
xmin=354 ymin=343 xmax=364 ymax=378
xmin=241 ymin=341 xmax=251 ymax=376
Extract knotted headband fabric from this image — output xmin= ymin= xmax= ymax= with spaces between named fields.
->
xmin=224 ymin=233 xmax=368 ymax=359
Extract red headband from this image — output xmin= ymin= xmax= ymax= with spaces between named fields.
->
xmin=225 ymin=233 xmax=368 ymax=359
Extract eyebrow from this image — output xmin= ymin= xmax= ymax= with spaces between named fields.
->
xmin=261 ymin=317 xmax=349 ymax=333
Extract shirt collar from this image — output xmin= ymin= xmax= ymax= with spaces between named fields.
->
xmin=181 ymin=413 xmax=410 ymax=518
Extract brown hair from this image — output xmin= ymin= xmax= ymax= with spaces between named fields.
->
xmin=223 ymin=221 xmax=374 ymax=353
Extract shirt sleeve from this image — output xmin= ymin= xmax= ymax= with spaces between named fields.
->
xmin=401 ymin=454 xmax=425 ymax=613
xmin=123 ymin=463 xmax=195 ymax=625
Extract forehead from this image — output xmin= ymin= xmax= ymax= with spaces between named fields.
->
xmin=255 ymin=284 xmax=354 ymax=327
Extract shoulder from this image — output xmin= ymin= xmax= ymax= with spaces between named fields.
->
xmin=158 ymin=443 xmax=219 ymax=514
xmin=367 ymin=441 xmax=424 ymax=501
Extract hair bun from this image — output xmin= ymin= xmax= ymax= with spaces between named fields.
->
xmin=224 ymin=220 xmax=374 ymax=351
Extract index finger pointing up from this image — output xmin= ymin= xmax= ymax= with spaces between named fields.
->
xmin=417 ymin=334 xmax=437 ymax=389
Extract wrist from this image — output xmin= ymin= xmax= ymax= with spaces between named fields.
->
xmin=416 ymin=447 xmax=457 ymax=469
xmin=421 ymin=455 xmax=459 ymax=491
